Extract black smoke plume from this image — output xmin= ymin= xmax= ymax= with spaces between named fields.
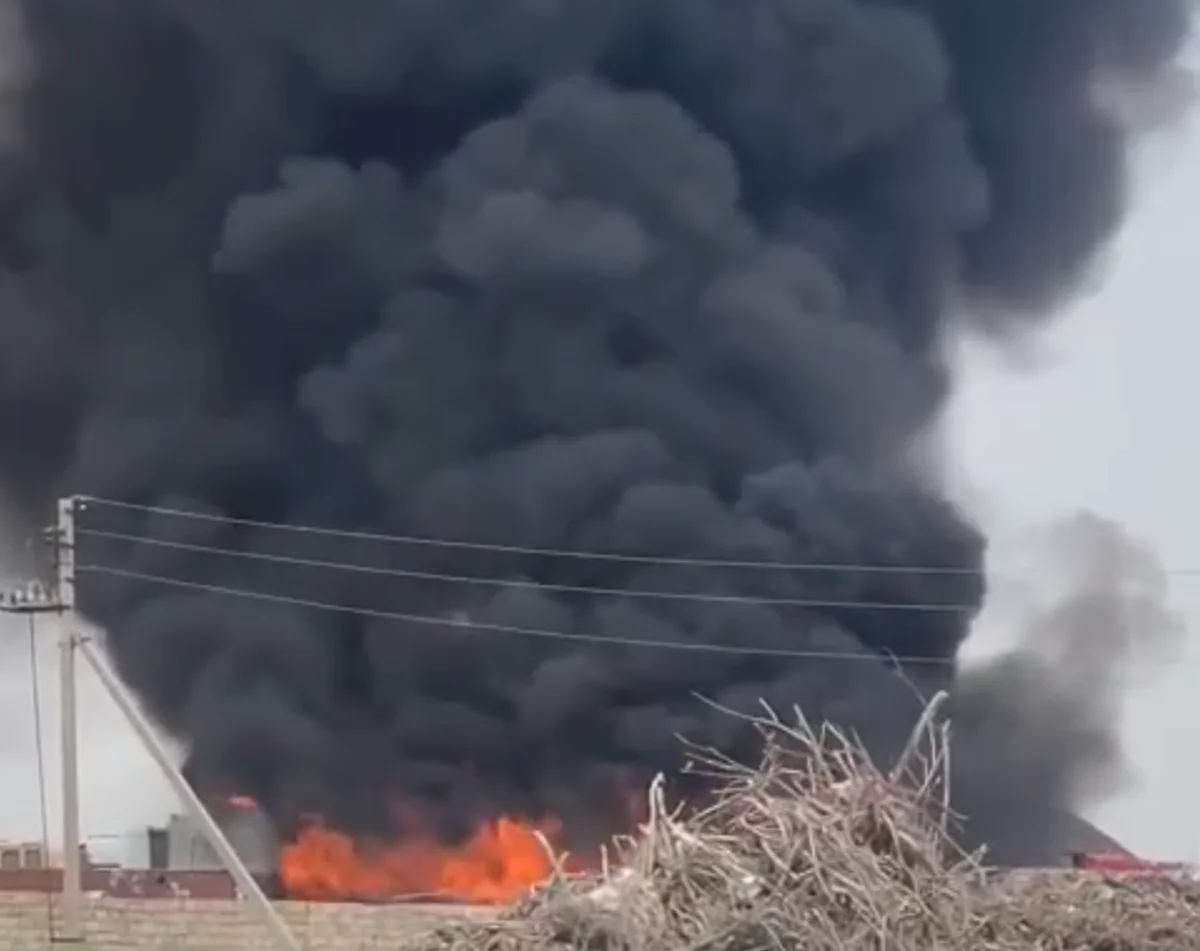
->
xmin=0 ymin=0 xmax=1190 ymax=864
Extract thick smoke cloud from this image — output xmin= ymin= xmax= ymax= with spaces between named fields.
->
xmin=950 ymin=513 xmax=1184 ymax=863
xmin=0 ymin=0 xmax=1190 ymax=861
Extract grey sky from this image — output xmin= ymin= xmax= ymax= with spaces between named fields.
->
xmin=948 ymin=58 xmax=1200 ymax=859
xmin=0 ymin=51 xmax=1197 ymax=866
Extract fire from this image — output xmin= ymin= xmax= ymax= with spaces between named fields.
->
xmin=220 ymin=786 xmax=645 ymax=904
xmin=279 ymin=815 xmax=585 ymax=904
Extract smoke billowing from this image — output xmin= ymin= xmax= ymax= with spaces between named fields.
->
xmin=0 ymin=0 xmax=1191 ymax=863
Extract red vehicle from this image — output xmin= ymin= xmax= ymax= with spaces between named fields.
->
xmin=1070 ymin=851 xmax=1194 ymax=879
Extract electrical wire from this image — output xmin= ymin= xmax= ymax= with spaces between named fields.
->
xmin=75 ymin=528 xmax=976 ymax=613
xmin=76 ymin=562 xmax=958 ymax=665
xmin=26 ymin=615 xmax=56 ymax=939
xmin=79 ymin=496 xmax=991 ymax=577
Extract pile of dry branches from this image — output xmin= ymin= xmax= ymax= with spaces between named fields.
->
xmin=411 ymin=693 xmax=1199 ymax=951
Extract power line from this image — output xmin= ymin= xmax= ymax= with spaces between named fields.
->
xmin=80 ymin=496 xmax=989 ymax=577
xmin=76 ymin=528 xmax=976 ymax=613
xmin=75 ymin=563 xmax=958 ymax=665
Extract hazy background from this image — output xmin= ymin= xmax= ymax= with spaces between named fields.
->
xmin=0 ymin=43 xmax=1197 ymax=866
xmin=949 ymin=37 xmax=1200 ymax=858
xmin=948 ymin=134 xmax=1200 ymax=857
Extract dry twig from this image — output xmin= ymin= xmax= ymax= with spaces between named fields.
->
xmin=403 ymin=697 xmax=1200 ymax=951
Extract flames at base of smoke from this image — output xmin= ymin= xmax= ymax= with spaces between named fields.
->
xmin=279 ymin=817 xmax=582 ymax=904
xmin=0 ymin=0 xmax=1192 ymax=868
xmin=232 ymin=781 xmax=649 ymax=903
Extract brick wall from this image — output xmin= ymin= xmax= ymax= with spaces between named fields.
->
xmin=0 ymin=869 xmax=243 ymax=899
xmin=0 ymin=893 xmax=487 ymax=950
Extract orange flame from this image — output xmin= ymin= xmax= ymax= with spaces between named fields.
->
xmin=221 ymin=784 xmax=647 ymax=903
xmin=279 ymin=816 xmax=583 ymax=903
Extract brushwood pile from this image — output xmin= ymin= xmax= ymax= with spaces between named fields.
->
xmin=412 ymin=699 xmax=1199 ymax=951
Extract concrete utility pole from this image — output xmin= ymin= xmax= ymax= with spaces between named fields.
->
xmin=56 ymin=497 xmax=81 ymax=942
xmin=0 ymin=499 xmax=82 ymax=941
xmin=2 ymin=497 xmax=302 ymax=951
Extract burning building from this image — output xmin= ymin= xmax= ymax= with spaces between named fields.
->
xmin=0 ymin=0 xmax=1192 ymax=905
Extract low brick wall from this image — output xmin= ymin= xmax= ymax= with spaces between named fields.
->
xmin=0 ymin=893 xmax=486 ymax=950
xmin=0 ymin=869 xmax=242 ymax=899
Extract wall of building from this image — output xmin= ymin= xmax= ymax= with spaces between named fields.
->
xmin=0 ymin=843 xmax=89 ymax=872
xmin=164 ymin=807 xmax=279 ymax=874
xmin=0 ymin=868 xmax=244 ymax=899
xmin=0 ymin=893 xmax=484 ymax=951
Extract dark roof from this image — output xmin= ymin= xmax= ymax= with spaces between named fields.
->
xmin=976 ymin=808 xmax=1132 ymax=868
xmin=1058 ymin=813 xmax=1132 ymax=858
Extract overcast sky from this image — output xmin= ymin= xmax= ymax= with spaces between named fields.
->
xmin=0 ymin=52 xmax=1197 ymax=866
xmin=948 ymin=55 xmax=1200 ymax=858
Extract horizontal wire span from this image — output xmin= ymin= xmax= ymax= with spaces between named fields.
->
xmin=75 ymin=563 xmax=957 ymax=665
xmin=76 ymin=528 xmax=976 ymax=613
xmin=77 ymin=495 xmax=991 ymax=577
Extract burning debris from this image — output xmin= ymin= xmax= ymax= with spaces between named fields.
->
xmin=228 ymin=786 xmax=653 ymax=902
xmin=279 ymin=815 xmax=582 ymax=904
xmin=0 ymin=0 xmax=1193 ymax=881
xmin=408 ymin=700 xmax=1200 ymax=951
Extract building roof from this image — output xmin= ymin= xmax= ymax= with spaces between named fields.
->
xmin=1059 ymin=814 xmax=1132 ymax=857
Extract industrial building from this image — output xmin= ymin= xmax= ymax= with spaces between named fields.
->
xmin=0 ymin=842 xmax=91 ymax=872
xmin=150 ymin=802 xmax=278 ymax=875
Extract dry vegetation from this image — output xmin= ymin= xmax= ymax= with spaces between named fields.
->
xmin=413 ymin=693 xmax=1199 ymax=951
